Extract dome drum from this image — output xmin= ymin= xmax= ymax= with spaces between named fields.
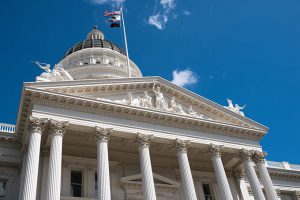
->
xmin=60 ymin=47 xmax=142 ymax=79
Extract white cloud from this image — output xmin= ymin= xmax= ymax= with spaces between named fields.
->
xmin=147 ymin=0 xmax=175 ymax=30
xmin=171 ymin=69 xmax=198 ymax=87
xmin=161 ymin=0 xmax=175 ymax=10
xmin=183 ymin=10 xmax=191 ymax=16
xmin=88 ymin=0 xmax=125 ymax=7
xmin=148 ymin=14 xmax=168 ymax=30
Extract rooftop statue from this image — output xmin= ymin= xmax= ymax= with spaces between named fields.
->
xmin=225 ymin=98 xmax=246 ymax=116
xmin=34 ymin=61 xmax=73 ymax=82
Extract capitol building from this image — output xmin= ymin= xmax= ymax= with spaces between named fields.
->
xmin=0 ymin=27 xmax=300 ymax=200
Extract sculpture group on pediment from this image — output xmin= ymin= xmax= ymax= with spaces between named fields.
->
xmin=139 ymin=91 xmax=152 ymax=108
xmin=224 ymin=98 xmax=246 ymax=116
xmin=34 ymin=61 xmax=73 ymax=82
xmin=153 ymin=87 xmax=168 ymax=110
xmin=169 ymin=97 xmax=185 ymax=114
xmin=97 ymin=87 xmax=213 ymax=120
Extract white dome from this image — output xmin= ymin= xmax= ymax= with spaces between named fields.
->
xmin=59 ymin=27 xmax=142 ymax=80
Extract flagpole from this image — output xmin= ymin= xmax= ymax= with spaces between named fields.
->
xmin=120 ymin=5 xmax=131 ymax=78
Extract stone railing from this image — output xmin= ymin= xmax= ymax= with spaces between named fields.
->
xmin=266 ymin=160 xmax=300 ymax=171
xmin=0 ymin=123 xmax=16 ymax=134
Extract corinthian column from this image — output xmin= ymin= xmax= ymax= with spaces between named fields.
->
xmin=95 ymin=127 xmax=113 ymax=200
xmin=253 ymin=151 xmax=278 ymax=200
xmin=21 ymin=116 xmax=47 ymax=200
xmin=236 ymin=149 xmax=265 ymax=200
xmin=175 ymin=139 xmax=198 ymax=200
xmin=45 ymin=119 xmax=68 ymax=200
xmin=208 ymin=144 xmax=233 ymax=200
xmin=137 ymin=133 xmax=157 ymax=200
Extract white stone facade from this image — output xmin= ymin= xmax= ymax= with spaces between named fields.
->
xmin=0 ymin=27 xmax=300 ymax=200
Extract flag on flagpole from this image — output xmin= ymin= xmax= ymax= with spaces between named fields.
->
xmin=109 ymin=15 xmax=121 ymax=22
xmin=104 ymin=11 xmax=121 ymax=16
xmin=110 ymin=23 xmax=121 ymax=28
xmin=104 ymin=10 xmax=121 ymax=28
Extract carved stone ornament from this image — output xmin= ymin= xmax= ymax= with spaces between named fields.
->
xmin=136 ymin=133 xmax=154 ymax=148
xmin=94 ymin=126 xmax=113 ymax=142
xmin=252 ymin=151 xmax=267 ymax=164
xmin=49 ymin=119 xmax=69 ymax=136
xmin=29 ymin=116 xmax=48 ymax=133
xmin=175 ymin=139 xmax=190 ymax=153
xmin=207 ymin=143 xmax=223 ymax=157
xmin=97 ymin=89 xmax=213 ymax=120
xmin=34 ymin=62 xmax=73 ymax=82
xmin=42 ymin=145 xmax=50 ymax=156
xmin=236 ymin=148 xmax=254 ymax=161
xmin=233 ymin=169 xmax=245 ymax=179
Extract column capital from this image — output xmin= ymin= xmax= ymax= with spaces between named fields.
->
xmin=137 ymin=132 xmax=153 ymax=148
xmin=94 ymin=126 xmax=113 ymax=142
xmin=29 ymin=116 xmax=48 ymax=133
xmin=175 ymin=139 xmax=190 ymax=153
xmin=236 ymin=148 xmax=254 ymax=161
xmin=49 ymin=119 xmax=69 ymax=136
xmin=207 ymin=143 xmax=223 ymax=157
xmin=252 ymin=151 xmax=267 ymax=164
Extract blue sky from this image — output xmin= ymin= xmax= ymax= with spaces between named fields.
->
xmin=0 ymin=0 xmax=299 ymax=163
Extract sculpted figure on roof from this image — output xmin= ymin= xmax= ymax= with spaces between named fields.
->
xmin=34 ymin=61 xmax=73 ymax=82
xmin=225 ymin=98 xmax=246 ymax=116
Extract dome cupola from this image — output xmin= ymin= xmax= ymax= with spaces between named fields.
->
xmin=59 ymin=27 xmax=142 ymax=80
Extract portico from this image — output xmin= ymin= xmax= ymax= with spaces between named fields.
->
xmin=13 ymin=27 xmax=282 ymax=200
xmin=18 ymin=111 xmax=276 ymax=200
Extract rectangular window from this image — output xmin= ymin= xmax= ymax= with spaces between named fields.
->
xmin=71 ymin=171 xmax=83 ymax=197
xmin=202 ymin=184 xmax=213 ymax=200
xmin=0 ymin=180 xmax=7 ymax=198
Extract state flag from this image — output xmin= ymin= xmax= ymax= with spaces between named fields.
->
xmin=109 ymin=15 xmax=121 ymax=22
xmin=110 ymin=23 xmax=121 ymax=28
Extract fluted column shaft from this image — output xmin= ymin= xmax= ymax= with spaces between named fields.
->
xmin=253 ymin=151 xmax=278 ymax=200
xmin=137 ymin=133 xmax=157 ymax=200
xmin=208 ymin=144 xmax=234 ymax=200
xmin=237 ymin=149 xmax=265 ymax=200
xmin=45 ymin=120 xmax=68 ymax=200
xmin=176 ymin=139 xmax=197 ymax=200
xmin=21 ymin=116 xmax=47 ymax=200
xmin=95 ymin=127 xmax=112 ymax=200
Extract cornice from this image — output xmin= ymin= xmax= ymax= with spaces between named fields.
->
xmin=15 ymin=88 xmax=266 ymax=142
xmin=15 ymin=77 xmax=268 ymax=143
xmin=22 ymin=77 xmax=268 ymax=130
xmin=268 ymin=168 xmax=300 ymax=180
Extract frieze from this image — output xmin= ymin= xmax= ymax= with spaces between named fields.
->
xmin=97 ymin=86 xmax=213 ymax=120
xmin=27 ymin=97 xmax=265 ymax=142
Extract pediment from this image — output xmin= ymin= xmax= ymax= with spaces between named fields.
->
xmin=120 ymin=173 xmax=180 ymax=200
xmin=19 ymin=77 xmax=268 ymax=139
xmin=120 ymin=173 xmax=180 ymax=187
